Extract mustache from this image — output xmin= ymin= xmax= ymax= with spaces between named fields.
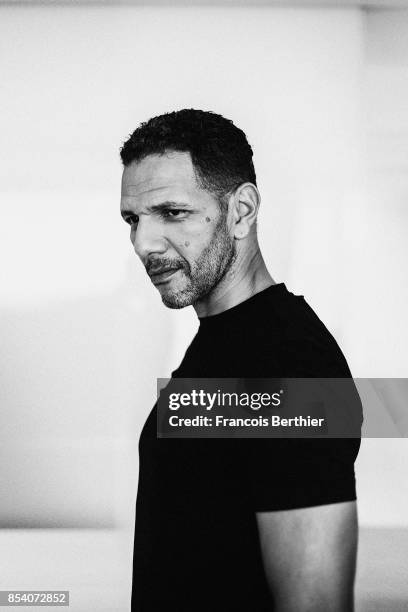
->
xmin=145 ymin=258 xmax=187 ymax=276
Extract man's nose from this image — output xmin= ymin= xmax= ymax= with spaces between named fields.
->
xmin=131 ymin=217 xmax=167 ymax=260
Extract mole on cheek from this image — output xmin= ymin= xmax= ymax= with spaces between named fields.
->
xmin=184 ymin=241 xmax=190 ymax=247
xmin=205 ymin=217 xmax=211 ymax=223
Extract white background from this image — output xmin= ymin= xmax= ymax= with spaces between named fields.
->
xmin=1 ymin=3 xmax=407 ymax=610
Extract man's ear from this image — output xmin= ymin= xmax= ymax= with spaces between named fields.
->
xmin=230 ymin=183 xmax=260 ymax=239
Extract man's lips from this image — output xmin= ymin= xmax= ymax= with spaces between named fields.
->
xmin=148 ymin=267 xmax=181 ymax=284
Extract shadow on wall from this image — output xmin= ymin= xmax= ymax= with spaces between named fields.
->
xmin=0 ymin=266 xmax=174 ymax=528
xmin=356 ymin=528 xmax=408 ymax=611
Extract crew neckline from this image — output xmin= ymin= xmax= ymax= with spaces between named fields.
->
xmin=198 ymin=282 xmax=287 ymax=325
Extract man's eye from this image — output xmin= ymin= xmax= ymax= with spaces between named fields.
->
xmin=126 ymin=216 xmax=138 ymax=226
xmin=161 ymin=209 xmax=187 ymax=219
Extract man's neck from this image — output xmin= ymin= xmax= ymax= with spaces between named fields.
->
xmin=193 ymin=244 xmax=275 ymax=318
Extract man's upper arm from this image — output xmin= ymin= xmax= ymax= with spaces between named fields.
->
xmin=246 ymin=323 xmax=362 ymax=610
xmin=256 ymin=501 xmax=358 ymax=612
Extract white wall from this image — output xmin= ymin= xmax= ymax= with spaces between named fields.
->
xmin=0 ymin=5 xmax=406 ymax=531
xmin=351 ymin=8 xmax=408 ymax=529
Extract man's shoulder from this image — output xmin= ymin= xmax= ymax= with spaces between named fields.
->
xmin=279 ymin=291 xmax=351 ymax=377
xmin=257 ymin=286 xmax=352 ymax=377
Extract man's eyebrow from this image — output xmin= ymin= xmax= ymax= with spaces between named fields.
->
xmin=150 ymin=201 xmax=192 ymax=211
xmin=121 ymin=201 xmax=192 ymax=219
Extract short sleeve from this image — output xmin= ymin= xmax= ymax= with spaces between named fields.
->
xmin=241 ymin=437 xmax=361 ymax=512
xmin=239 ymin=300 xmax=362 ymax=512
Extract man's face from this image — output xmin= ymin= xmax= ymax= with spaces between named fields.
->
xmin=120 ymin=151 xmax=236 ymax=308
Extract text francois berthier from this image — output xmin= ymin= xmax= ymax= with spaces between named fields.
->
xmin=165 ymin=389 xmax=325 ymax=429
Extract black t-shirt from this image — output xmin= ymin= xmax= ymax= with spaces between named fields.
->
xmin=132 ymin=283 xmax=361 ymax=611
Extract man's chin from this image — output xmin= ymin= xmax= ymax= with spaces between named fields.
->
xmin=160 ymin=291 xmax=194 ymax=309
xmin=158 ymin=282 xmax=198 ymax=309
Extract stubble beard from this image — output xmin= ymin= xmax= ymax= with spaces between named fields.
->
xmin=161 ymin=213 xmax=237 ymax=309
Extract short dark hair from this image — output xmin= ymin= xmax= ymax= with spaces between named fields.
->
xmin=119 ymin=109 xmax=256 ymax=208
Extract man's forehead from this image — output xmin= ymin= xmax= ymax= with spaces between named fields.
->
xmin=121 ymin=151 xmax=198 ymax=197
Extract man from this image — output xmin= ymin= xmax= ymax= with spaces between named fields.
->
xmin=119 ymin=109 xmax=361 ymax=611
